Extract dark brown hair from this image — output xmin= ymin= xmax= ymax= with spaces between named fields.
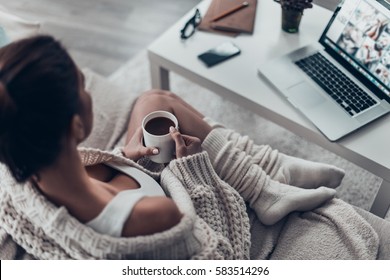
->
xmin=0 ymin=35 xmax=80 ymax=182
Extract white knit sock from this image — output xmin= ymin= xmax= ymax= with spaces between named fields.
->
xmin=202 ymin=128 xmax=339 ymax=225
xmin=203 ymin=127 xmax=345 ymax=189
xmin=252 ymin=180 xmax=337 ymax=225
xmin=270 ymin=154 xmax=345 ymax=189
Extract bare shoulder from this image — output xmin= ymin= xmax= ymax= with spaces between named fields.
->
xmin=121 ymin=196 xmax=182 ymax=237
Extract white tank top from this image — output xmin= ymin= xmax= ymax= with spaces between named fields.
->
xmin=86 ymin=162 xmax=165 ymax=237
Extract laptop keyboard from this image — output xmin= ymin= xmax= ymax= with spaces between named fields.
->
xmin=295 ymin=52 xmax=377 ymax=116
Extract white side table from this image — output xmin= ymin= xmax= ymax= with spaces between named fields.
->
xmin=148 ymin=0 xmax=390 ymax=217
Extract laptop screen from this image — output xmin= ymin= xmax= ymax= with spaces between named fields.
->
xmin=320 ymin=0 xmax=390 ymax=99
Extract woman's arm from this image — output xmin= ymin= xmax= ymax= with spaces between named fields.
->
xmin=118 ymin=127 xmax=198 ymax=237
xmin=121 ymin=196 xmax=182 ymax=237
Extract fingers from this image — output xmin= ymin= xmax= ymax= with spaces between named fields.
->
xmin=182 ymin=134 xmax=202 ymax=155
xmin=136 ymin=126 xmax=159 ymax=155
xmin=123 ymin=126 xmax=159 ymax=160
xmin=127 ymin=126 xmax=201 ymax=161
xmin=141 ymin=146 xmax=159 ymax=156
xmin=181 ymin=135 xmax=202 ymax=152
xmin=170 ymin=127 xmax=202 ymax=158
xmin=169 ymin=126 xmax=182 ymax=141
xmin=170 ymin=126 xmax=187 ymax=157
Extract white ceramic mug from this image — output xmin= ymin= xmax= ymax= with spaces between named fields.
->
xmin=142 ymin=111 xmax=178 ymax=163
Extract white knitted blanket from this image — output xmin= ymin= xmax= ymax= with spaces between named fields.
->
xmin=0 ymin=141 xmax=380 ymax=260
xmin=0 ymin=148 xmax=251 ymax=259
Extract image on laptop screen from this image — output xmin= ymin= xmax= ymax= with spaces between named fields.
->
xmin=319 ymin=0 xmax=390 ymax=98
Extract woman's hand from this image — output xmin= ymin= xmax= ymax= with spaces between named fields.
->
xmin=170 ymin=127 xmax=202 ymax=158
xmin=122 ymin=126 xmax=159 ymax=161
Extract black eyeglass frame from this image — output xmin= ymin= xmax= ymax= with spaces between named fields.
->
xmin=180 ymin=9 xmax=202 ymax=39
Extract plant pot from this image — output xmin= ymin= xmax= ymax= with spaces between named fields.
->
xmin=281 ymin=8 xmax=303 ymax=33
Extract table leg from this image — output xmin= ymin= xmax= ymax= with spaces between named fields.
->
xmin=150 ymin=63 xmax=170 ymax=90
xmin=369 ymin=179 xmax=390 ymax=218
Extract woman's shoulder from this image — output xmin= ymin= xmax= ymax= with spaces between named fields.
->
xmin=121 ymin=196 xmax=182 ymax=237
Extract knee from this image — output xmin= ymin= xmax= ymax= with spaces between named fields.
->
xmin=141 ymin=89 xmax=177 ymax=99
xmin=137 ymin=89 xmax=177 ymax=104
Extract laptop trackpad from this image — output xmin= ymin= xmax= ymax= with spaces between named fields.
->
xmin=287 ymin=82 xmax=326 ymax=108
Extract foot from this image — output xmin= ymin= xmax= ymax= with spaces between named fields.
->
xmin=271 ymin=153 xmax=345 ymax=189
xmin=253 ymin=180 xmax=337 ymax=225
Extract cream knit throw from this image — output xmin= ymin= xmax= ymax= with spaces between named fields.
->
xmin=0 ymin=127 xmax=380 ymax=259
xmin=202 ymin=128 xmax=379 ymax=259
xmin=0 ymin=148 xmax=250 ymax=259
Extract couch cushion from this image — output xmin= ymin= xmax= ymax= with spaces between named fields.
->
xmin=80 ymin=68 xmax=140 ymax=150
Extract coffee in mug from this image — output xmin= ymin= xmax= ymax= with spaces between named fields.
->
xmin=142 ymin=111 xmax=178 ymax=163
xmin=144 ymin=117 xmax=175 ymax=136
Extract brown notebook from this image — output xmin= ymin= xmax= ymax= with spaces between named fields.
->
xmin=198 ymin=0 xmax=257 ymax=36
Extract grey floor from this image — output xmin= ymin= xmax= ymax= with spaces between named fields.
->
xmin=0 ymin=0 xmax=200 ymax=76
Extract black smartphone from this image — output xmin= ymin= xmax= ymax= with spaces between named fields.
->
xmin=198 ymin=41 xmax=241 ymax=67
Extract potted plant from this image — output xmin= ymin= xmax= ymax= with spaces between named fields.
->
xmin=275 ymin=0 xmax=314 ymax=33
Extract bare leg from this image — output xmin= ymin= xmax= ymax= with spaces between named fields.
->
xmin=126 ymin=90 xmax=212 ymax=142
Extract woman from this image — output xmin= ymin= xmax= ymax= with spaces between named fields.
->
xmin=1 ymin=35 xmax=380 ymax=259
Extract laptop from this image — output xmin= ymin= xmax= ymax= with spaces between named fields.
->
xmin=258 ymin=0 xmax=390 ymax=141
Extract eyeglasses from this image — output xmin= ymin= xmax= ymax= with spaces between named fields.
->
xmin=180 ymin=9 xmax=202 ymax=40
